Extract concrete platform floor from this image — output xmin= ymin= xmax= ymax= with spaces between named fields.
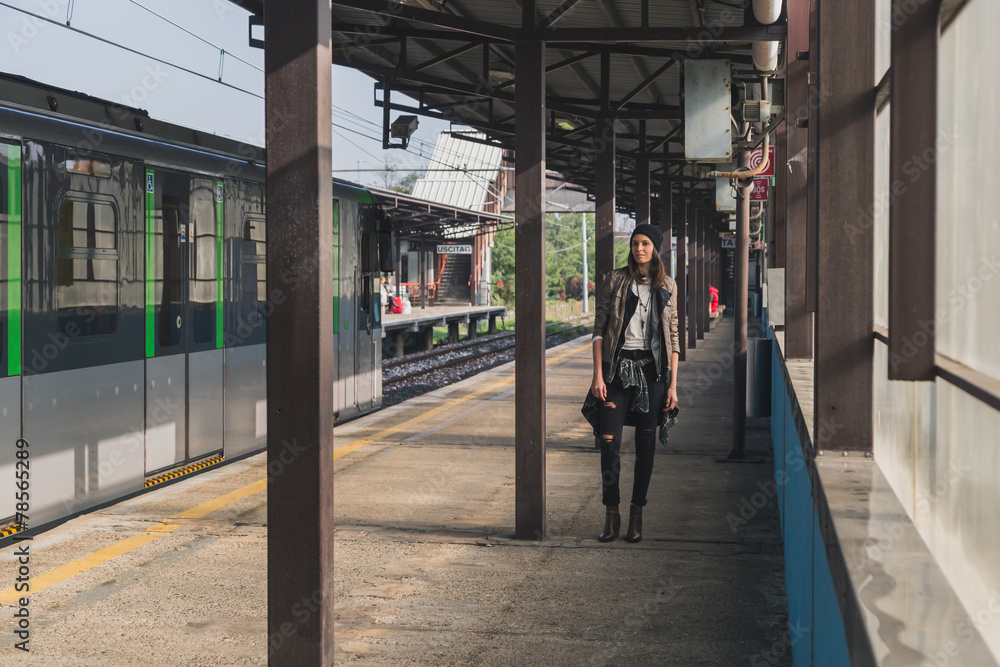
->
xmin=0 ymin=317 xmax=790 ymax=666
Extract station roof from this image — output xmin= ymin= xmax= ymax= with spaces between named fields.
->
xmin=372 ymin=185 xmax=511 ymax=241
xmin=230 ymin=0 xmax=785 ymax=226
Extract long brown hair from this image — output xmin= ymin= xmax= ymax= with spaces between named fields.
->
xmin=626 ymin=247 xmax=668 ymax=290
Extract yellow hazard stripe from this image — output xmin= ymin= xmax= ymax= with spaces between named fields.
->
xmin=0 ymin=524 xmax=23 ymax=539
xmin=144 ymin=455 xmax=224 ymax=488
xmin=332 ymin=340 xmax=591 ymax=459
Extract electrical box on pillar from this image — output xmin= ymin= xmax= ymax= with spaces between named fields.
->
xmin=716 ymin=162 xmax=737 ymax=212
xmin=684 ymin=60 xmax=733 ymax=162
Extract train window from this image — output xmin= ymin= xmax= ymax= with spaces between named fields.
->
xmin=157 ymin=195 xmax=183 ymax=348
xmin=360 ymin=230 xmax=374 ymax=273
xmin=241 ymin=215 xmax=266 ymax=329
xmin=56 ymin=198 xmax=119 ymax=337
xmin=190 ymin=180 xmax=218 ymax=345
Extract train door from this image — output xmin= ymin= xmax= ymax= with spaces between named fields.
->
xmin=144 ymin=169 xmax=224 ymax=474
xmin=355 ymin=208 xmax=380 ymax=411
xmin=0 ymin=144 xmax=22 ymax=522
xmin=332 ymin=199 xmax=340 ymax=418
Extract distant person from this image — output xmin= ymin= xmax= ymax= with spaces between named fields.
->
xmin=710 ymin=285 xmax=719 ymax=314
xmin=586 ymin=224 xmax=680 ymax=544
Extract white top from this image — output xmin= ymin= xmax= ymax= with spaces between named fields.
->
xmin=621 ymin=282 xmax=652 ymax=350
xmin=593 ymin=280 xmax=652 ymax=350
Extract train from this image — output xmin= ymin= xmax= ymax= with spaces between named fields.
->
xmin=0 ymin=74 xmax=387 ymax=532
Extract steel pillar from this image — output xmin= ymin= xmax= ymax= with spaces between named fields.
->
xmin=727 ymin=147 xmax=752 ymax=459
xmin=772 ymin=122 xmax=786 ymax=269
xmin=784 ymin=0 xmax=813 ymax=358
xmin=676 ymin=199 xmax=687 ymax=362
xmin=888 ymin=0 xmax=937 ymax=381
xmin=514 ymin=38 xmax=546 ymax=540
xmin=264 ymin=2 xmax=334 ymax=664
xmin=595 ymin=116 xmax=616 ymax=288
xmin=698 ymin=213 xmax=708 ymax=339
xmin=805 ymin=2 xmax=819 ymax=314
xmin=635 ymin=121 xmax=651 ymax=226
xmin=660 ymin=178 xmax=673 ymax=277
xmin=815 ymin=0 xmax=874 ymax=450
xmin=689 ymin=208 xmax=700 ymax=347
xmin=419 ymin=243 xmax=427 ymax=308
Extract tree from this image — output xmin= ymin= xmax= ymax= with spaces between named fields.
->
xmin=380 ymin=158 xmax=423 ymax=194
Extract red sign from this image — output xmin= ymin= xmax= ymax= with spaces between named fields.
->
xmin=750 ymin=177 xmax=769 ymax=201
xmin=749 ymin=146 xmax=775 ymax=177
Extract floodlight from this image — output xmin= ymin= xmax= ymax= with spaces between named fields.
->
xmin=390 ymin=115 xmax=419 ymax=139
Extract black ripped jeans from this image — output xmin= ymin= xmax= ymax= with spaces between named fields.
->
xmin=599 ymin=352 xmax=664 ymax=507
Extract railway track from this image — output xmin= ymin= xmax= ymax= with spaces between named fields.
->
xmin=383 ymin=315 xmax=594 ymax=388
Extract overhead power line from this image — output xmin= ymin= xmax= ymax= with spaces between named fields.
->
xmin=0 ymin=1 xmax=264 ymax=100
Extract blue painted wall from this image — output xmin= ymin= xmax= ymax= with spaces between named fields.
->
xmin=767 ymin=333 xmax=849 ymax=667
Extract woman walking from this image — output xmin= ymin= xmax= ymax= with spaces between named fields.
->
xmin=590 ymin=224 xmax=680 ymax=543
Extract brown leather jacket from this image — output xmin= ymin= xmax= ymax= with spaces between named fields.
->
xmin=592 ymin=267 xmax=680 ymax=384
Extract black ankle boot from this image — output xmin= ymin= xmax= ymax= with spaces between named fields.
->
xmin=624 ymin=504 xmax=643 ymax=543
xmin=598 ymin=505 xmax=620 ymax=542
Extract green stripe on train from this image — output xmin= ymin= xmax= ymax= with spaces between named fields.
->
xmin=145 ymin=169 xmax=155 ymax=358
xmin=215 ymin=181 xmax=224 ymax=349
xmin=7 ymin=145 xmax=21 ymax=377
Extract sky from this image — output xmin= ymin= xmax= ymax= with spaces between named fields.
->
xmin=0 ymin=0 xmax=454 ymax=187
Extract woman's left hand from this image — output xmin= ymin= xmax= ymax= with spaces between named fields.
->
xmin=664 ymin=387 xmax=678 ymax=411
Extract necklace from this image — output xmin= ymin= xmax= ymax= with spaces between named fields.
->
xmin=636 ymin=282 xmax=651 ymax=331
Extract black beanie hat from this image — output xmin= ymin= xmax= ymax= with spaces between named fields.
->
xmin=630 ymin=223 xmax=663 ymax=251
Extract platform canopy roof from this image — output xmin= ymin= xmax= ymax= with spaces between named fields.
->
xmin=230 ymin=0 xmax=784 ymax=224
xmin=372 ymin=184 xmax=511 ymax=241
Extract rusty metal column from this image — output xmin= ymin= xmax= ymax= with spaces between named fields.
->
xmin=689 ymin=207 xmax=700 ymax=347
xmin=698 ymin=214 xmax=708 ymax=339
xmin=815 ymin=0 xmax=874 ymax=451
xmin=676 ymin=197 xmax=687 ymax=362
xmin=264 ymin=1 xmax=334 ymax=664
xmin=888 ymin=0 xmax=937 ymax=381
xmin=659 ymin=178 xmax=673 ymax=277
xmin=514 ymin=38 xmax=546 ymax=540
xmin=687 ymin=199 xmax=697 ymax=349
xmin=772 ymin=122 xmax=786 ymax=269
xmin=784 ymin=0 xmax=813 ymax=358
xmin=419 ymin=242 xmax=426 ymax=309
xmin=724 ymin=148 xmax=753 ymax=460
xmin=595 ymin=116 xmax=616 ymax=288
xmin=635 ymin=121 xmax=651 ymax=226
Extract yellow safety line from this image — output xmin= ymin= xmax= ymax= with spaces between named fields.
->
xmin=0 ymin=340 xmax=590 ymax=604
xmin=173 ymin=478 xmax=267 ymax=519
xmin=333 ymin=339 xmax=591 ymax=459
xmin=0 ymin=479 xmax=267 ymax=604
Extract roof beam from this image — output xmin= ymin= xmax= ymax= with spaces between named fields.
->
xmin=533 ymin=26 xmax=787 ymax=42
xmin=614 ymin=59 xmax=675 ymax=110
xmin=332 ymin=0 xmax=516 ymax=41
xmin=412 ymin=42 xmax=481 ymax=72
xmin=538 ymin=0 xmax=585 ymax=29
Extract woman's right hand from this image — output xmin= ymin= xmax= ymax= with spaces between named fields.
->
xmin=591 ymin=375 xmax=607 ymax=401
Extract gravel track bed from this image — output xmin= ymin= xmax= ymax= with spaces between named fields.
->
xmin=382 ymin=323 xmax=592 ymax=408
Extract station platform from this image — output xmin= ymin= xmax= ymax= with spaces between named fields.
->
xmin=0 ymin=317 xmax=790 ymax=666
xmin=382 ymin=304 xmax=508 ymax=353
